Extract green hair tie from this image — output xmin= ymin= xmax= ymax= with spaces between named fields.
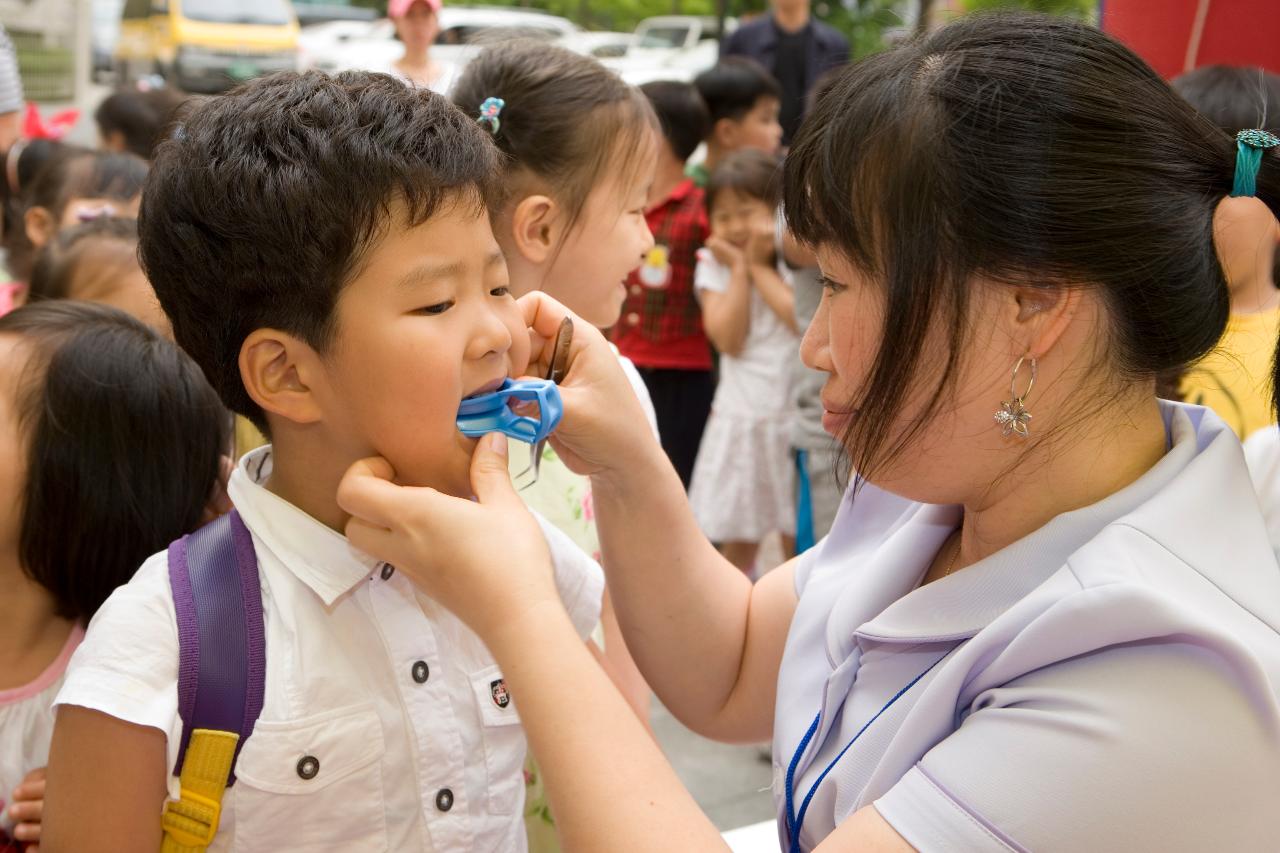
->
xmin=1231 ymin=128 xmax=1280 ymax=198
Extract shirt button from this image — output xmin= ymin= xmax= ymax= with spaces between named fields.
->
xmin=380 ymin=563 xmax=395 ymax=580
xmin=296 ymin=755 xmax=320 ymax=780
xmin=625 ymin=312 xmax=640 ymax=327
xmin=630 ymin=284 xmax=642 ymax=296
xmin=412 ymin=660 xmax=430 ymax=684
xmin=435 ymin=788 xmax=454 ymax=812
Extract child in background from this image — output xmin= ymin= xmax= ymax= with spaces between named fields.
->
xmin=689 ymin=150 xmax=798 ymax=573
xmin=687 ymin=57 xmax=783 ymax=187
xmin=94 ymin=85 xmax=189 ymax=160
xmin=0 ymin=301 xmax=228 ymax=850
xmin=1171 ymin=65 xmax=1280 ymax=439
xmin=42 ymin=72 xmax=605 ymax=852
xmin=0 ymin=139 xmax=74 ymax=313
xmin=613 ymin=80 xmax=714 ymax=489
xmin=452 ymin=41 xmax=656 ymax=850
xmin=2 ymin=149 xmax=147 ymax=309
xmin=28 ymin=216 xmax=169 ymax=333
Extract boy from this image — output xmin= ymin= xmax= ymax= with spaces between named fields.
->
xmin=41 ymin=72 xmax=603 ymax=851
xmin=687 ymin=57 xmax=783 ymax=187
xmin=614 ymin=81 xmax=714 ymax=488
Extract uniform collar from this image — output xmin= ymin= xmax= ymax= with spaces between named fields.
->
xmin=651 ymin=177 xmax=698 ymax=212
xmin=227 ymin=446 xmax=380 ymax=606
xmin=855 ymin=402 xmax=1267 ymax=643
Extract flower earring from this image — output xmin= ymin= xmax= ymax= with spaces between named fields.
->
xmin=994 ymin=356 xmax=1036 ymax=437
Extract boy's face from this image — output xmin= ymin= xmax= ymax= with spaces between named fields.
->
xmin=725 ymin=96 xmax=783 ymax=156
xmin=317 ymin=201 xmax=529 ymax=497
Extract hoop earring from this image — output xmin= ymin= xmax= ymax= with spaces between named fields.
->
xmin=994 ymin=356 xmax=1037 ymax=437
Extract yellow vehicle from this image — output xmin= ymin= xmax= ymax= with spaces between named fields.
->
xmin=115 ymin=0 xmax=300 ymax=93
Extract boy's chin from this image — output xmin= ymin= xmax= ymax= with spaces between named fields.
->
xmin=384 ymin=440 xmax=477 ymax=499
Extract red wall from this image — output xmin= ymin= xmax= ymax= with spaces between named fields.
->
xmin=1101 ymin=0 xmax=1280 ymax=78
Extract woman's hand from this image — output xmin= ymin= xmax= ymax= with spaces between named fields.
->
xmin=338 ymin=435 xmax=560 ymax=644
xmin=519 ymin=293 xmax=664 ymax=480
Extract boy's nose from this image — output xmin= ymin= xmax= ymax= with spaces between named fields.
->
xmin=468 ymin=306 xmax=513 ymax=360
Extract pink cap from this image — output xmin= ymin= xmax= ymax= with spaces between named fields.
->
xmin=389 ymin=0 xmax=441 ymax=17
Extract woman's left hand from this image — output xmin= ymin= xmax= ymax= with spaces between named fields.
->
xmin=337 ymin=433 xmax=560 ymax=643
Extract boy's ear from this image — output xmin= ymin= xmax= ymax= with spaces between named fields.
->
xmin=24 ymin=206 xmax=55 ymax=250
xmin=711 ymin=117 xmax=740 ymax=151
xmin=239 ymin=328 xmax=326 ymax=427
xmin=509 ymin=194 xmax=560 ymax=265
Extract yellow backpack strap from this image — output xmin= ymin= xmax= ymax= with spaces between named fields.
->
xmin=163 ymin=510 xmax=266 ymax=851
xmin=161 ymin=729 xmax=239 ymax=852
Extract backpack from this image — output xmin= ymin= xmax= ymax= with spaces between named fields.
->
xmin=159 ymin=510 xmax=265 ymax=852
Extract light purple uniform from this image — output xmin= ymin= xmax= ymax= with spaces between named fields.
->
xmin=773 ymin=402 xmax=1280 ymax=851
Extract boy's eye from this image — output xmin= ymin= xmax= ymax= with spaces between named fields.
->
xmin=490 ymin=286 xmax=511 ymax=298
xmin=419 ymin=300 xmax=455 ymax=315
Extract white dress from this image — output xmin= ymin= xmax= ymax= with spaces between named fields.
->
xmin=0 ymin=626 xmax=82 ymax=842
xmin=688 ymin=248 xmax=799 ymax=541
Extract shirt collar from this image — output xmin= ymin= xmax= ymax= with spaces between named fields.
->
xmin=854 ymin=401 xmax=1248 ymax=644
xmin=651 ymin=177 xmax=698 ymax=213
xmin=227 ymin=446 xmax=380 ymax=606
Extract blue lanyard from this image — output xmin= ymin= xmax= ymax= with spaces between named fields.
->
xmin=783 ymin=653 xmax=949 ymax=853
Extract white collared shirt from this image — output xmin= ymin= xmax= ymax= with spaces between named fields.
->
xmin=774 ymin=402 xmax=1280 ymax=851
xmin=56 ymin=446 xmax=604 ymax=851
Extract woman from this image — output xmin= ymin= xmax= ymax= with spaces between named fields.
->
xmin=339 ymin=14 xmax=1280 ymax=851
xmin=386 ymin=0 xmax=454 ymax=94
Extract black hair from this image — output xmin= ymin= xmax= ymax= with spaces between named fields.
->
xmin=29 ymin=216 xmax=138 ymax=302
xmin=1172 ymin=65 xmax=1280 ymax=135
xmin=640 ymin=80 xmax=711 ymax=163
xmin=706 ymin=148 xmax=781 ymax=214
xmin=94 ymin=86 xmax=191 ymax=160
xmin=4 ymin=149 xmax=148 ymax=282
xmin=138 ymin=70 xmax=501 ymax=433
xmin=0 ymin=301 xmax=228 ymax=623
xmin=785 ymin=12 xmax=1280 ymax=481
xmin=452 ymin=40 xmax=656 ymax=235
xmin=694 ymin=57 xmax=782 ymax=126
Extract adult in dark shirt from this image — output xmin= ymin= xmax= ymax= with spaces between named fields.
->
xmin=723 ymin=0 xmax=850 ymax=145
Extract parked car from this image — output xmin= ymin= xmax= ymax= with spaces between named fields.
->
xmin=92 ymin=0 xmax=126 ymax=79
xmin=304 ymin=6 xmax=578 ymax=77
xmin=292 ymin=2 xmax=378 ymax=28
xmin=601 ymin=15 xmax=736 ymax=85
xmin=556 ymin=30 xmax=634 ymax=60
xmin=114 ymin=0 xmax=300 ymax=93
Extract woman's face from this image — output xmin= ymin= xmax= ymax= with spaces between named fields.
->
xmin=395 ymin=2 xmax=440 ymax=54
xmin=803 ymin=245 xmax=1049 ymax=506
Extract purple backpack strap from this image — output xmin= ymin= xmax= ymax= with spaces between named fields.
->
xmin=168 ymin=509 xmax=265 ymax=784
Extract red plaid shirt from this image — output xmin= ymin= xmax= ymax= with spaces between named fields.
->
xmin=612 ymin=179 xmax=712 ymax=371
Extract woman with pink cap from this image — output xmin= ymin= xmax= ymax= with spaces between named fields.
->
xmin=387 ymin=0 xmax=455 ymax=93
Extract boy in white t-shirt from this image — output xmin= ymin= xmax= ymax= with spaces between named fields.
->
xmin=40 ymin=72 xmax=603 ymax=851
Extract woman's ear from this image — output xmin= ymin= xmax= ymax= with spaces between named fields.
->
xmin=1011 ymin=283 xmax=1082 ymax=361
xmin=509 ymin=194 xmax=560 ymax=266
xmin=239 ymin=328 xmax=327 ymax=429
xmin=24 ymin=205 xmax=55 ymax=250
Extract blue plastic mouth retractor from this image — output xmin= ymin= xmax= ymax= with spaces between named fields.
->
xmin=456 ymin=378 xmax=564 ymax=445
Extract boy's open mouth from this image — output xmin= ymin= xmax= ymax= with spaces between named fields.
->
xmin=463 ymin=376 xmax=508 ymax=400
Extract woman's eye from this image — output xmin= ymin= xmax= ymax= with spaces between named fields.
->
xmin=419 ymin=300 xmax=454 ymax=315
xmin=818 ymin=275 xmax=846 ymax=294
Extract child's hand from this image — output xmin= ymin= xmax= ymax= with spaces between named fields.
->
xmin=746 ymin=223 xmax=776 ymax=267
xmin=338 ymin=438 xmax=559 ymax=645
xmin=519 ymin=293 xmax=664 ymax=479
xmin=8 ymin=766 xmax=45 ymax=849
xmin=705 ymin=235 xmax=745 ymax=269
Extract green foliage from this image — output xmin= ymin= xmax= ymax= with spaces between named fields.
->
xmin=963 ymin=0 xmax=1095 ymax=17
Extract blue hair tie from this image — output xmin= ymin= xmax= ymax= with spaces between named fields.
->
xmin=478 ymin=97 xmax=505 ymax=136
xmin=1230 ymin=128 xmax=1279 ymax=198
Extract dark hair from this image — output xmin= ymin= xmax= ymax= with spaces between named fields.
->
xmin=139 ymin=70 xmax=501 ymax=433
xmin=4 ymin=149 xmax=148 ymax=282
xmin=640 ymin=80 xmax=710 ymax=163
xmin=29 ymin=216 xmax=138 ymax=302
xmin=94 ymin=86 xmax=191 ymax=160
xmin=1172 ymin=65 xmax=1280 ymax=135
xmin=694 ymin=57 xmax=782 ymax=126
xmin=452 ymin=40 xmax=656 ymax=234
xmin=706 ymin=148 xmax=781 ymax=214
xmin=1 ymin=140 xmax=78 ymax=272
xmin=785 ymin=12 xmax=1280 ymax=481
xmin=0 ymin=301 xmax=227 ymax=622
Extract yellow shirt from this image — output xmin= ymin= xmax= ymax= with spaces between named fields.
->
xmin=1180 ymin=307 xmax=1280 ymax=438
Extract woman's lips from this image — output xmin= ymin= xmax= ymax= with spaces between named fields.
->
xmin=821 ymin=407 xmax=856 ymax=434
